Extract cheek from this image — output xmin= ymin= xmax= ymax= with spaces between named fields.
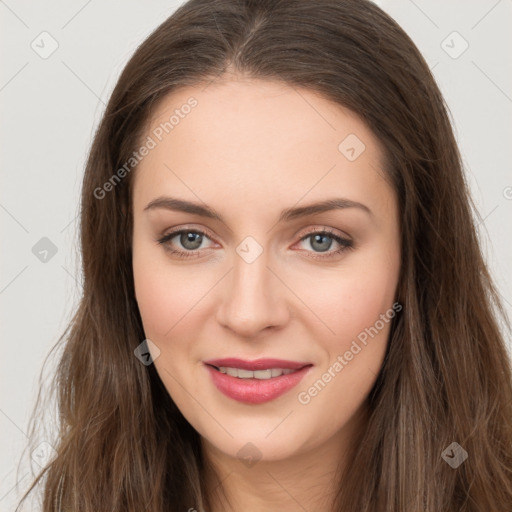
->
xmin=295 ymin=262 xmax=399 ymax=434
xmin=291 ymin=253 xmax=399 ymax=353
xmin=132 ymin=243 xmax=219 ymax=349
xmin=134 ymin=274 xmax=172 ymax=337
xmin=133 ymin=270 xmax=204 ymax=342
xmin=132 ymin=247 xmax=214 ymax=429
xmin=132 ymin=240 xmax=186 ymax=339
xmin=341 ymin=270 xmax=397 ymax=340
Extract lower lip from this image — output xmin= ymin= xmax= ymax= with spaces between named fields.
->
xmin=205 ymin=364 xmax=312 ymax=404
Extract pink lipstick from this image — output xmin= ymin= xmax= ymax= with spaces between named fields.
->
xmin=203 ymin=358 xmax=313 ymax=404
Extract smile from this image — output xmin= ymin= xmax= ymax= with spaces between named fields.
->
xmin=212 ymin=366 xmax=297 ymax=379
xmin=203 ymin=358 xmax=313 ymax=404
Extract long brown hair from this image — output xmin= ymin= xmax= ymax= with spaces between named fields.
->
xmin=17 ymin=0 xmax=512 ymax=510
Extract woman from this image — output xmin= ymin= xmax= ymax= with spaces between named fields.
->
xmin=18 ymin=0 xmax=512 ymax=510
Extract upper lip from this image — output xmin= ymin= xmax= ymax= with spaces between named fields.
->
xmin=203 ymin=358 xmax=312 ymax=371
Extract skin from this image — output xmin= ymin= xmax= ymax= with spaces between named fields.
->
xmin=131 ymin=75 xmax=401 ymax=511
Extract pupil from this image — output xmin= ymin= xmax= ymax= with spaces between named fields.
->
xmin=311 ymin=234 xmax=332 ymax=252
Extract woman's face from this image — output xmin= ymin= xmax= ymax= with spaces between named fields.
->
xmin=132 ymin=77 xmax=401 ymax=463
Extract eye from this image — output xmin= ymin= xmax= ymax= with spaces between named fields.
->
xmin=156 ymin=227 xmax=354 ymax=259
xmin=156 ymin=228 xmax=215 ymax=258
xmin=295 ymin=228 xmax=353 ymax=259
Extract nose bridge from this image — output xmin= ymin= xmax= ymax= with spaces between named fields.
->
xmin=215 ymin=243 xmax=288 ymax=336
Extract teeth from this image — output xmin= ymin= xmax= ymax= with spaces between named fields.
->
xmin=226 ymin=367 xmax=238 ymax=377
xmin=254 ymin=369 xmax=272 ymax=379
xmin=217 ymin=367 xmax=296 ymax=379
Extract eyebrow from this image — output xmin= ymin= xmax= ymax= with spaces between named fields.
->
xmin=144 ymin=196 xmax=372 ymax=223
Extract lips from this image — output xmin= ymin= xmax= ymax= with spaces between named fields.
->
xmin=203 ymin=358 xmax=313 ymax=404
xmin=203 ymin=358 xmax=310 ymax=371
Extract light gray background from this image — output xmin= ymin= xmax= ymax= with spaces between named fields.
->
xmin=1 ymin=0 xmax=511 ymax=509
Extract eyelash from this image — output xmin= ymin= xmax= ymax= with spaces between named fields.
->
xmin=155 ymin=227 xmax=354 ymax=260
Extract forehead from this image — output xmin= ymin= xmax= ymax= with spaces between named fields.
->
xmin=132 ymin=78 xmax=392 ymax=216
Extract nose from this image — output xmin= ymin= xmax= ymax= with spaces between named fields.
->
xmin=215 ymin=249 xmax=290 ymax=338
